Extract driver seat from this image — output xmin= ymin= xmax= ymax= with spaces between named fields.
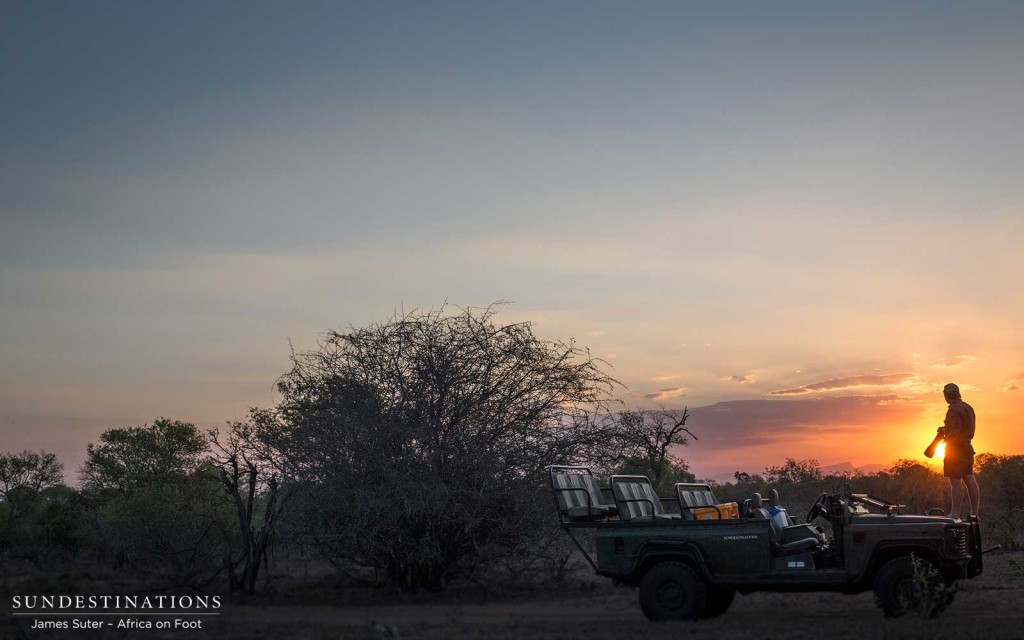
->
xmin=749 ymin=492 xmax=821 ymax=552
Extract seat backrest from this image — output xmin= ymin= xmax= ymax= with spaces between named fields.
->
xmin=676 ymin=483 xmax=719 ymax=506
xmin=611 ymin=475 xmax=663 ymax=520
xmin=748 ymin=493 xmax=783 ymax=545
xmin=675 ymin=483 xmax=720 ymax=520
xmin=549 ymin=466 xmax=604 ymax=512
xmin=746 ymin=492 xmax=764 ymax=518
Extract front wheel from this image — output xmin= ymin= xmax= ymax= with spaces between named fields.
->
xmin=872 ymin=555 xmax=955 ymax=618
xmin=638 ymin=562 xmax=707 ymax=621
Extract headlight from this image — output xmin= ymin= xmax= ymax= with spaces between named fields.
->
xmin=945 ymin=525 xmax=969 ymax=556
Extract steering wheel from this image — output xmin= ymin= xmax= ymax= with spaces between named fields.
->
xmin=807 ymin=493 xmax=830 ymax=524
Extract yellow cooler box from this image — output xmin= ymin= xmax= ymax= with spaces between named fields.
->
xmin=694 ymin=502 xmax=740 ymax=520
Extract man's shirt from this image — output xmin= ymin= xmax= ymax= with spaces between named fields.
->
xmin=944 ymin=399 xmax=976 ymax=451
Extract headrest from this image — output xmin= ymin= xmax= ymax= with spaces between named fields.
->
xmin=769 ymin=489 xmax=780 ymax=508
xmin=751 ymin=492 xmax=762 ymax=509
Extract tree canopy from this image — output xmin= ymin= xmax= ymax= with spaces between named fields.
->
xmin=259 ymin=304 xmax=619 ymax=588
xmin=81 ymin=418 xmax=208 ymax=491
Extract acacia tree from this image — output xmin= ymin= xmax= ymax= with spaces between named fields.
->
xmin=261 ymin=304 xmax=618 ymax=589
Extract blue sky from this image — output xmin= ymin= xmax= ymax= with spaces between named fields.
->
xmin=3 ymin=1 xmax=1023 ymax=479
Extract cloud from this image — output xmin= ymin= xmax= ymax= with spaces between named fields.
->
xmin=721 ymin=374 xmax=756 ymax=384
xmin=672 ymin=395 xmax=935 ymax=481
xmin=932 ymin=355 xmax=977 ymax=369
xmin=997 ymin=380 xmax=1023 ymax=392
xmin=586 ymin=330 xmax=604 ymax=337
xmin=769 ymin=373 xmax=917 ymax=396
xmin=685 ymin=395 xmax=928 ymax=447
xmin=651 ymin=374 xmax=680 ymax=382
xmin=643 ymin=387 xmax=685 ymax=400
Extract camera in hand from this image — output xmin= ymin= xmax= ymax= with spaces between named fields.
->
xmin=924 ymin=428 xmax=945 ymax=458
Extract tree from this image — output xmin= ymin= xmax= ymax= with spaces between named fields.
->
xmin=591 ymin=407 xmax=697 ymax=493
xmin=78 ymin=419 xmax=229 ymax=587
xmin=209 ymin=417 xmax=291 ymax=593
xmin=0 ymin=450 xmax=63 ymax=518
xmin=975 ymin=454 xmax=1024 ymax=548
xmin=261 ymin=304 xmax=617 ymax=589
xmin=81 ymin=418 xmax=208 ymax=492
xmin=614 ymin=456 xmax=695 ymax=494
xmin=765 ymin=458 xmax=823 ymax=485
xmin=733 ymin=471 xmax=765 ymax=485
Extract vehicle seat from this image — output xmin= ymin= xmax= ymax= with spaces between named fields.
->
xmin=675 ymin=483 xmax=719 ymax=520
xmin=768 ymin=488 xmax=796 ymax=526
xmin=743 ymin=492 xmax=769 ymax=518
xmin=611 ymin=475 xmax=681 ymax=521
xmin=549 ymin=466 xmax=617 ymax=521
xmin=749 ymin=492 xmax=820 ymax=552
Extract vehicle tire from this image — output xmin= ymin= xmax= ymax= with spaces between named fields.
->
xmin=638 ymin=562 xmax=707 ymax=621
xmin=701 ymin=585 xmax=735 ymax=618
xmin=872 ymin=555 xmax=955 ymax=618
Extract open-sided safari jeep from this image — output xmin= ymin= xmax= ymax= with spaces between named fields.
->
xmin=549 ymin=465 xmax=991 ymax=621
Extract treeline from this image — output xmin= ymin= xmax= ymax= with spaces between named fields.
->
xmin=712 ymin=456 xmax=1024 ymax=551
xmin=0 ymin=306 xmax=697 ymax=594
xmin=1 ymin=306 xmax=1021 ymax=595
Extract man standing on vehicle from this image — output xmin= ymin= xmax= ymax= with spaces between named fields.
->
xmin=940 ymin=383 xmax=980 ymax=519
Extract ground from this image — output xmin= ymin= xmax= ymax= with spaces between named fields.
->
xmin=3 ymin=552 xmax=1021 ymax=639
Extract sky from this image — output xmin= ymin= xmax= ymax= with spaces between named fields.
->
xmin=2 ymin=1 xmax=1023 ymax=482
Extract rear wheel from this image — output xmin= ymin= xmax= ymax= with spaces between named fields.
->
xmin=701 ymin=585 xmax=735 ymax=618
xmin=638 ymin=562 xmax=707 ymax=621
xmin=872 ymin=555 xmax=955 ymax=618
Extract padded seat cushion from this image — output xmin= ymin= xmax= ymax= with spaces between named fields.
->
xmin=780 ymin=523 xmax=825 ymax=548
xmin=751 ymin=503 xmax=821 ymax=552
xmin=779 ymin=536 xmax=820 ymax=551
xmin=565 ymin=504 xmax=617 ymax=521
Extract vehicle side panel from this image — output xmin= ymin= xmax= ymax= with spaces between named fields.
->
xmin=595 ymin=520 xmax=770 ymax=578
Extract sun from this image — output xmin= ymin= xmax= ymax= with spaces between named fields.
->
xmin=934 ymin=441 xmax=946 ymax=460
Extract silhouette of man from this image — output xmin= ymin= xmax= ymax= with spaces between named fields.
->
xmin=939 ymin=383 xmax=980 ymax=519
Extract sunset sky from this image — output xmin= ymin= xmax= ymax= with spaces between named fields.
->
xmin=3 ymin=1 xmax=1023 ymax=481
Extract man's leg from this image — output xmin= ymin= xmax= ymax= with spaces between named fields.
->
xmin=949 ymin=477 xmax=964 ymax=519
xmin=964 ymin=474 xmax=981 ymax=516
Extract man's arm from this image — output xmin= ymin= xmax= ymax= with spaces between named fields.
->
xmin=944 ymin=407 xmax=965 ymax=441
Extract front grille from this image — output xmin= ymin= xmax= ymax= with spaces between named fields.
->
xmin=947 ymin=526 xmax=969 ymax=556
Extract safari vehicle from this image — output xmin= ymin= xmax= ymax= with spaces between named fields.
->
xmin=549 ymin=466 xmax=992 ymax=621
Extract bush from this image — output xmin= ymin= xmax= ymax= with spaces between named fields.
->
xmin=258 ymin=304 xmax=617 ymax=589
xmin=87 ymin=472 xmax=236 ymax=588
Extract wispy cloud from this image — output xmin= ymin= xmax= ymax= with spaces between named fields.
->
xmin=932 ymin=355 xmax=977 ymax=369
xmin=651 ymin=374 xmax=680 ymax=382
xmin=769 ymin=373 xmax=917 ymax=396
xmin=721 ymin=374 xmax=756 ymax=384
xmin=643 ymin=387 xmax=685 ymax=400
xmin=997 ymin=380 xmax=1023 ymax=392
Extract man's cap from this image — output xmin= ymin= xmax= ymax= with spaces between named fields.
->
xmin=943 ymin=383 xmax=960 ymax=396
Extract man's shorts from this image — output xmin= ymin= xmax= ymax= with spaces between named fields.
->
xmin=944 ymin=450 xmax=975 ymax=479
